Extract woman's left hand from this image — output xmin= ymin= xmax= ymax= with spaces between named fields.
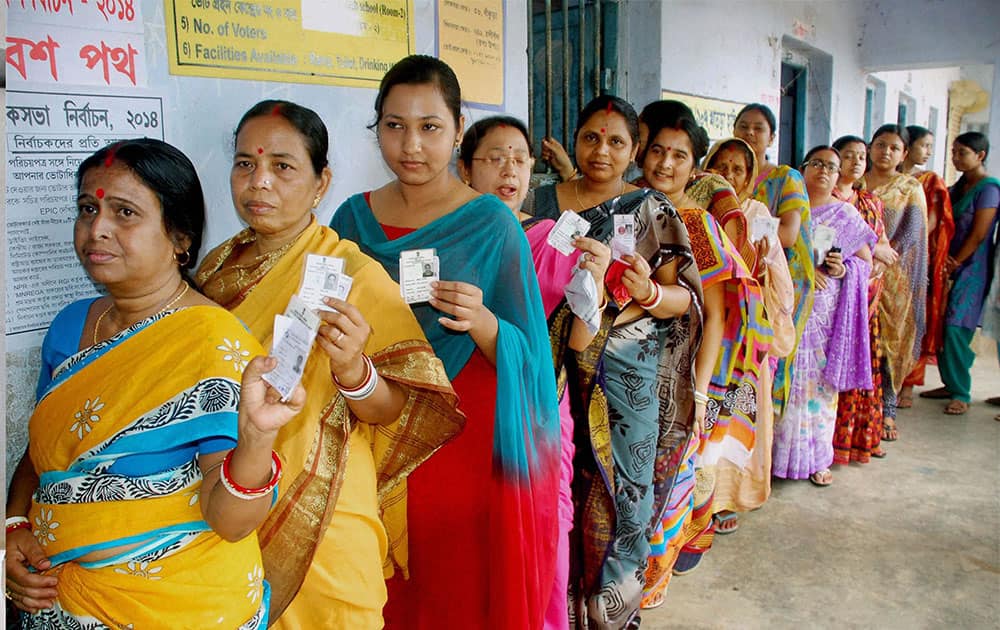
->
xmin=620 ymin=254 xmax=654 ymax=301
xmin=823 ymin=251 xmax=845 ymax=279
xmin=317 ymin=297 xmax=372 ymax=389
xmin=431 ymin=281 xmax=497 ymax=335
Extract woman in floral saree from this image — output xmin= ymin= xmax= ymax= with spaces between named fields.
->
xmin=5 ymin=139 xmax=303 ymax=628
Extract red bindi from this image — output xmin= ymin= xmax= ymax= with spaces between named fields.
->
xmin=257 ymin=147 xmax=264 ymax=154
xmin=600 ymin=128 xmax=606 ymax=134
xmin=96 ymin=188 xmax=105 ymax=199
xmin=270 ymin=104 xmax=283 ymax=117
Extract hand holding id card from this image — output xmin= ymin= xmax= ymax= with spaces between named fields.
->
xmin=300 ymin=254 xmax=353 ymax=311
xmin=813 ymin=225 xmax=837 ymax=263
xmin=263 ymin=315 xmax=316 ymax=401
xmin=750 ymin=215 xmax=780 ymax=244
xmin=547 ymin=211 xmax=591 ymax=256
xmin=399 ymin=249 xmax=440 ymax=304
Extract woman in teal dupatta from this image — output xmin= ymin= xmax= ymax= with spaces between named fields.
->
xmin=330 ymin=55 xmax=560 ymax=630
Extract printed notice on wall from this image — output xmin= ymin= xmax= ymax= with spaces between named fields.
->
xmin=164 ymin=0 xmax=414 ymax=87
xmin=661 ymin=90 xmax=747 ymax=146
xmin=5 ymin=90 xmax=165 ymax=350
xmin=437 ymin=0 xmax=503 ymax=106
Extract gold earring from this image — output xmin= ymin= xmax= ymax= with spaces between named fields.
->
xmin=313 ymin=195 xmax=321 ymax=208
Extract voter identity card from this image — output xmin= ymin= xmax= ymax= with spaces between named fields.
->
xmin=300 ymin=253 xmax=353 ymax=311
xmin=264 ymin=315 xmax=315 ymax=401
xmin=812 ymin=224 xmax=837 ymax=263
xmin=399 ymin=248 xmax=440 ymax=304
xmin=750 ymin=215 xmax=780 ymax=244
xmin=611 ymin=214 xmax=636 ymax=261
xmin=547 ymin=211 xmax=591 ymax=256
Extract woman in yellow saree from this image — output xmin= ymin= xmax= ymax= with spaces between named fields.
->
xmin=196 ymin=100 xmax=464 ymax=628
xmin=5 ymin=139 xmax=304 ymax=628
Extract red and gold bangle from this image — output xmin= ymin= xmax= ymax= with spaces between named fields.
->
xmin=219 ymin=449 xmax=282 ymax=501
xmin=636 ymin=280 xmax=662 ymax=311
xmin=335 ymin=354 xmax=379 ymax=401
xmin=5 ymin=516 xmax=30 ymax=534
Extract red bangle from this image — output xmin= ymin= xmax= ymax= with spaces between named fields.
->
xmin=5 ymin=520 xmax=30 ymax=535
xmin=637 ymin=280 xmax=662 ymax=309
xmin=219 ymin=449 xmax=282 ymax=500
xmin=334 ymin=354 xmax=372 ymax=393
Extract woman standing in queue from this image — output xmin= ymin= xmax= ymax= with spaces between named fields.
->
xmin=636 ymin=116 xmax=771 ymax=595
xmin=458 ymin=114 xmax=612 ymax=630
xmin=774 ymin=146 xmax=876 ymax=487
xmin=732 ymin=103 xmax=814 ymax=418
xmin=702 ymin=136 xmax=795 ymax=529
xmin=922 ymin=132 xmax=999 ymax=414
xmin=830 ymin=135 xmax=893 ymax=464
xmin=861 ymin=124 xmax=928 ymax=440
xmin=329 ymin=57 xmax=560 ymax=629
xmin=197 ymin=100 xmax=464 ymax=628
xmin=898 ymin=126 xmax=954 ymax=408
xmin=6 ymin=139 xmax=303 ymax=628
xmin=528 ymin=94 xmax=702 ymax=629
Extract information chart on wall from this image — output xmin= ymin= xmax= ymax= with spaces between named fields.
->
xmin=5 ymin=90 xmax=165 ymax=350
xmin=164 ymin=0 xmax=414 ymax=87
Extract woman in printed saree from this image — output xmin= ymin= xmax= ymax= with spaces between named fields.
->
xmin=196 ymin=100 xmax=463 ymax=628
xmin=921 ymin=132 xmax=999 ymax=415
xmin=637 ymin=118 xmax=770 ymax=594
xmin=328 ymin=57 xmax=560 ymax=630
xmin=831 ymin=136 xmax=893 ymax=463
xmin=773 ymin=146 xmax=876 ymax=487
xmin=458 ymin=114 xmax=612 ymax=630
xmin=703 ymin=137 xmax=795 ymax=527
xmin=733 ymin=103 xmax=815 ymax=417
xmin=633 ymin=100 xmax=754 ymax=271
xmin=527 ymin=95 xmax=702 ymax=629
xmin=898 ymin=126 xmax=955 ymax=408
xmin=4 ymin=139 xmax=304 ymax=628
xmin=862 ymin=124 xmax=929 ymax=441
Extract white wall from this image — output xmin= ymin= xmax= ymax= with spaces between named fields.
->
xmin=4 ymin=0 xmax=530 ymax=486
xmin=657 ymin=0 xmax=869 ymax=160
xmin=868 ymin=67 xmax=963 ymax=175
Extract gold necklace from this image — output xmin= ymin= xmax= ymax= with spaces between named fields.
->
xmin=574 ymin=178 xmax=625 ymax=209
xmin=92 ymin=283 xmax=190 ymax=346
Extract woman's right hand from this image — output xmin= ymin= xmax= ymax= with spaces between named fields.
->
xmin=574 ymin=236 xmax=612 ymax=288
xmin=541 ymin=137 xmax=576 ymax=181
xmin=5 ymin=526 xmax=58 ymax=613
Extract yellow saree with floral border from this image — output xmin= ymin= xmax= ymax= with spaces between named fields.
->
xmin=196 ymin=218 xmax=463 ymax=628
xmin=26 ymin=305 xmax=269 ymax=630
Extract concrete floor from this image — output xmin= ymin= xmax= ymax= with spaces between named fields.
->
xmin=642 ymin=340 xmax=1000 ymax=629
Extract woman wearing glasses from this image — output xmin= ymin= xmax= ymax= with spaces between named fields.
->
xmin=773 ymin=146 xmax=876 ymax=487
xmin=458 ymin=114 xmax=611 ymax=630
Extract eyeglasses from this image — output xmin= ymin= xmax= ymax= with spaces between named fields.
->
xmin=804 ymin=159 xmax=840 ymax=173
xmin=471 ymin=154 xmax=531 ymax=169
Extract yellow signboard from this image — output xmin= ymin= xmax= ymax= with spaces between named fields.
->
xmin=438 ymin=0 xmax=503 ymax=106
xmin=165 ymin=0 xmax=414 ymax=87
xmin=660 ymin=89 xmax=747 ymax=144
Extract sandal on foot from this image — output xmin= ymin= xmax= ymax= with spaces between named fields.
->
xmin=641 ymin=591 xmax=665 ymax=610
xmin=809 ymin=469 xmax=833 ymax=487
xmin=944 ymin=400 xmax=969 ymax=415
xmin=672 ymin=552 xmax=703 ymax=576
xmin=919 ymin=386 xmax=951 ymax=399
xmin=713 ymin=511 xmax=740 ymax=535
xmin=994 ymin=413 xmax=1000 ymax=422
xmin=882 ymin=419 xmax=899 ymax=442
xmin=897 ymin=395 xmax=913 ymax=409
xmin=871 ymin=447 xmax=888 ymax=459
xmin=985 ymin=396 xmax=1000 ymax=407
